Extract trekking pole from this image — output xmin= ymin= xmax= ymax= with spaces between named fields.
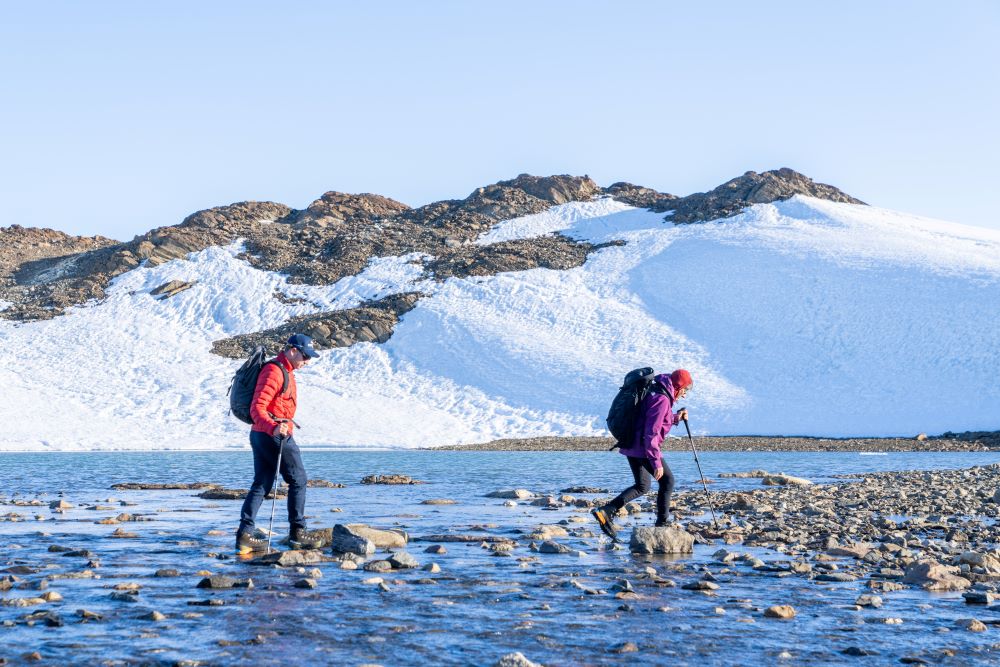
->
xmin=265 ymin=425 xmax=289 ymax=552
xmin=682 ymin=416 xmax=719 ymax=529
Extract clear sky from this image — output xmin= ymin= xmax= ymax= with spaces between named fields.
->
xmin=2 ymin=1 xmax=998 ymax=240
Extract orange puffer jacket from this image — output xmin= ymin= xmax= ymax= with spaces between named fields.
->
xmin=250 ymin=352 xmax=297 ymax=435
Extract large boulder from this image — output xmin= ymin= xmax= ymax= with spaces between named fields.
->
xmin=761 ymin=474 xmax=812 ymax=486
xmin=330 ymin=525 xmax=376 ymax=556
xmin=629 ymin=526 xmax=694 ymax=555
xmin=902 ymin=560 xmax=971 ymax=591
xmin=345 ymin=524 xmax=408 ymax=549
xmin=957 ymin=551 xmax=1000 ymax=574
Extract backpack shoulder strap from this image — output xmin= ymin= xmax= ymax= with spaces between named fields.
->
xmin=263 ymin=360 xmax=290 ymax=396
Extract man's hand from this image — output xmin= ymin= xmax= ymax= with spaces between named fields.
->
xmin=272 ymin=422 xmax=290 ymax=438
xmin=653 ymin=466 xmax=664 ymax=481
xmin=676 ymin=408 xmax=689 ymax=422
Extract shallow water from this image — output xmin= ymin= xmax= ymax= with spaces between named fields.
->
xmin=2 ymin=451 xmax=999 ymax=665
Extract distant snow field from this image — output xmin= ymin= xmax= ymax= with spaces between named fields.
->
xmin=3 ymin=196 xmax=999 ymax=451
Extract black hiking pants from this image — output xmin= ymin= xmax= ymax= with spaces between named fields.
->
xmin=606 ymin=456 xmax=674 ymax=523
xmin=238 ymin=430 xmax=307 ymax=535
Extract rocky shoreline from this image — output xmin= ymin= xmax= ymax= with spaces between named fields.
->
xmin=435 ymin=432 xmax=1000 ymax=452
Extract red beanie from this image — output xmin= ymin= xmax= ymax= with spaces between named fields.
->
xmin=670 ymin=369 xmax=692 ymax=392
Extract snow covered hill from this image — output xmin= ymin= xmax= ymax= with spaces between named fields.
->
xmin=3 ymin=195 xmax=999 ymax=450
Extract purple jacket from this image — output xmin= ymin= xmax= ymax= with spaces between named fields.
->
xmin=618 ymin=374 xmax=680 ymax=469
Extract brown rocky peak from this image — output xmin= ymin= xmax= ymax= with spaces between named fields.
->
xmin=176 ymin=201 xmax=293 ymax=232
xmin=289 ymin=192 xmax=411 ymax=228
xmin=666 ymin=168 xmax=865 ymax=224
xmin=0 ymin=225 xmax=118 ymax=286
xmin=488 ymin=174 xmax=602 ymax=205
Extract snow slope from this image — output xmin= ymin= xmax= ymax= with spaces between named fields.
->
xmin=3 ymin=196 xmax=999 ymax=450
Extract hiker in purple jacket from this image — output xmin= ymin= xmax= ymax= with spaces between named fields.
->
xmin=592 ymin=369 xmax=692 ymax=540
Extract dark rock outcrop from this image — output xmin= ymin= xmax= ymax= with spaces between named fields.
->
xmin=211 ymin=292 xmax=422 ymax=359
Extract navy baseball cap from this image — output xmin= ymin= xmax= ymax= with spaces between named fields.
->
xmin=287 ymin=333 xmax=319 ymax=359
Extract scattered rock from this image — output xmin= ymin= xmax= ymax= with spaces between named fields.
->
xmin=761 ymin=474 xmax=813 ymax=486
xmin=250 ymin=550 xmax=326 ymax=567
xmin=485 ymin=489 xmax=536 ymax=500
xmin=956 ymin=618 xmax=987 ymax=632
xmin=388 ymin=552 xmax=420 ymax=569
xmin=360 ymin=474 xmax=423 ymax=485
xmin=537 ymin=540 xmax=572 ymax=555
xmin=196 ymin=575 xmax=253 ymax=589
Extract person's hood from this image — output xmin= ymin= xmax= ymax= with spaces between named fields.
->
xmin=654 ymin=373 xmax=675 ymax=399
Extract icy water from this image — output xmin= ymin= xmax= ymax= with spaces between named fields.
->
xmin=2 ymin=451 xmax=999 ymax=666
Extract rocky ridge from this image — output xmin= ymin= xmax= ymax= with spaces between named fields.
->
xmin=0 ymin=169 xmax=862 ymax=360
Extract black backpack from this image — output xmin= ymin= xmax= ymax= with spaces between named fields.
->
xmin=227 ymin=346 xmax=289 ymax=425
xmin=606 ymin=367 xmax=664 ymax=449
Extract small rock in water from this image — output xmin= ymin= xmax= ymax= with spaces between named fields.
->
xmin=764 ymin=605 xmax=796 ymax=619
xmin=855 ymin=595 xmax=882 ymax=608
xmin=424 ymin=544 xmax=447 ymax=554
xmin=493 ymin=652 xmax=543 ymax=667
xmin=681 ymin=580 xmax=718 ymax=591
xmin=340 ymin=560 xmax=358 ymax=570
xmin=363 ymin=560 xmax=393 ymax=573
xmin=154 ymin=569 xmax=180 ymax=578
xmin=962 ymin=591 xmax=994 ymax=605
xmin=294 ymin=578 xmax=317 ymax=589
xmin=611 ymin=642 xmax=639 ymax=654
xmin=485 ymin=489 xmax=536 ymax=500
xmin=760 ymin=474 xmax=812 ymax=486
xmin=360 ymin=474 xmax=423 ymax=485
xmin=196 ymin=576 xmax=252 ymax=589
xmin=49 ymin=500 xmax=72 ymax=510
xmin=956 ymin=618 xmax=987 ymax=632
xmin=537 ymin=540 xmax=572 ymax=555
xmin=388 ymin=552 xmax=419 ymax=569
xmin=842 ymin=647 xmax=878 ymax=657
xmin=144 ymin=611 xmax=167 ymax=622
xmin=423 ymin=563 xmax=441 ymax=574
xmin=420 ymin=498 xmax=457 ymax=505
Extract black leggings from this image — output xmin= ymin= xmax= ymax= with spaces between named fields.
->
xmin=606 ymin=456 xmax=674 ymax=522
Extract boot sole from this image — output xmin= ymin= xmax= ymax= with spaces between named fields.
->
xmin=591 ymin=509 xmax=619 ymax=542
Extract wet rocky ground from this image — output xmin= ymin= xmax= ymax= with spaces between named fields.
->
xmin=2 ymin=452 xmax=1000 ymax=665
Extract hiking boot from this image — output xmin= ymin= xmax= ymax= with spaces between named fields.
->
xmin=236 ymin=530 xmax=269 ymax=554
xmin=591 ymin=507 xmax=618 ymax=541
xmin=289 ymin=528 xmax=325 ymax=550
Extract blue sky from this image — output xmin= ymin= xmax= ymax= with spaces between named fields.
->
xmin=2 ymin=1 xmax=997 ymax=239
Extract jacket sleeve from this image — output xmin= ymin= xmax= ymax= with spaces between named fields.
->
xmin=250 ymin=364 xmax=281 ymax=434
xmin=642 ymin=393 xmax=672 ymax=468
